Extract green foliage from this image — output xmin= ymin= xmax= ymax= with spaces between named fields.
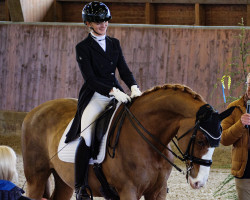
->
xmin=224 ymin=18 xmax=249 ymax=104
xmin=211 ymin=18 xmax=249 ymax=107
xmin=213 ymin=174 xmax=237 ymax=200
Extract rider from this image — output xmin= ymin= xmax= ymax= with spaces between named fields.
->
xmin=64 ymin=1 xmax=142 ymax=199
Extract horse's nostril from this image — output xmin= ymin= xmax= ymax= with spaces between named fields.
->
xmin=195 ymin=181 xmax=201 ymax=188
xmin=194 ymin=181 xmax=204 ymax=189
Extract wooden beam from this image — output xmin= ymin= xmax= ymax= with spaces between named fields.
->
xmin=56 ymin=0 xmax=250 ymax=5
xmin=195 ymin=3 xmax=205 ymax=26
xmin=145 ymin=2 xmax=155 ymax=24
xmin=7 ymin=0 xmax=24 ymax=22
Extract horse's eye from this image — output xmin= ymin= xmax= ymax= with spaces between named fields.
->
xmin=197 ymin=140 xmax=206 ymax=147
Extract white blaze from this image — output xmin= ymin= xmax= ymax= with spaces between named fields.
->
xmin=189 ymin=147 xmax=215 ymax=189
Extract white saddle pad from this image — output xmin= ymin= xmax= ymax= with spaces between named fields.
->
xmin=58 ymin=102 xmax=121 ymax=165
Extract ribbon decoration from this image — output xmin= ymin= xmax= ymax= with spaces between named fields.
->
xmin=221 ymin=75 xmax=231 ymax=90
xmin=221 ymin=75 xmax=231 ymax=103
xmin=222 ymin=84 xmax=226 ymax=103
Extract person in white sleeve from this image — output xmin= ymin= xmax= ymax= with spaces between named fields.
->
xmin=64 ymin=1 xmax=142 ymax=199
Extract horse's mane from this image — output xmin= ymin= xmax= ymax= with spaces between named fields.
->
xmin=141 ymin=84 xmax=206 ymax=102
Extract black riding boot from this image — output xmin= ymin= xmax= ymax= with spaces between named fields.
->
xmin=75 ymin=137 xmax=91 ymax=200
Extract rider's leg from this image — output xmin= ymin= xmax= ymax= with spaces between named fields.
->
xmin=75 ymin=137 xmax=91 ymax=200
xmin=75 ymin=92 xmax=112 ymax=200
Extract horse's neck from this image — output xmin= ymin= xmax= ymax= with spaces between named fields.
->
xmin=130 ymin=90 xmax=203 ymax=143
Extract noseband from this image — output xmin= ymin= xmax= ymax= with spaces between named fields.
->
xmin=107 ymin=103 xmax=217 ymax=175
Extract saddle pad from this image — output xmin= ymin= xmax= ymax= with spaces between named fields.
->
xmin=58 ymin=102 xmax=121 ymax=165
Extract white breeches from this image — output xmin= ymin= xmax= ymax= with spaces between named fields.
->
xmin=80 ymin=92 xmax=113 ymax=147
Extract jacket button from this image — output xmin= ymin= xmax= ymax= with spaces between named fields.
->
xmin=110 ymin=62 xmax=113 ymax=65
xmin=111 ymin=73 xmax=114 ymax=75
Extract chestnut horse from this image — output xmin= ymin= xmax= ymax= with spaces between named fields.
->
xmin=21 ymin=84 xmax=233 ymax=200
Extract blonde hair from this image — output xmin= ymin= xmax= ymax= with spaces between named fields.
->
xmin=247 ymin=73 xmax=250 ymax=82
xmin=0 ymin=145 xmax=18 ymax=181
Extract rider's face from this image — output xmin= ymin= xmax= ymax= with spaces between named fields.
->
xmin=87 ymin=21 xmax=108 ymax=36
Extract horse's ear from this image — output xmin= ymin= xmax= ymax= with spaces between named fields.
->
xmin=219 ymin=106 xmax=236 ymax=121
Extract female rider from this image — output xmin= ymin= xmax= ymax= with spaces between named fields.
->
xmin=65 ymin=1 xmax=142 ymax=199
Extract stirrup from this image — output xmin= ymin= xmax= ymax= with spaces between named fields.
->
xmin=76 ymin=186 xmax=93 ymax=200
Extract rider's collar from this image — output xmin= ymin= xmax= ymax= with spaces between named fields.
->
xmin=91 ymin=32 xmax=106 ymax=41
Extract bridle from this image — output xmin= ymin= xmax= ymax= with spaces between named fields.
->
xmin=173 ymin=119 xmax=213 ymax=179
xmin=107 ymin=103 xmax=217 ymax=176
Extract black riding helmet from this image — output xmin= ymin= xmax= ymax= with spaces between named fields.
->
xmin=82 ymin=1 xmax=112 ymax=24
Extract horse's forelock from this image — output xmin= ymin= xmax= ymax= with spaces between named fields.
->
xmin=141 ymin=84 xmax=205 ymax=102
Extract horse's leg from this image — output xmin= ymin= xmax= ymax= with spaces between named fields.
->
xmin=119 ymin=192 xmax=138 ymax=200
xmin=144 ymin=186 xmax=167 ymax=200
xmin=50 ymin=170 xmax=73 ymax=200
xmin=117 ymin=186 xmax=139 ymax=200
xmin=26 ymin=170 xmax=51 ymax=199
xmin=144 ymin=166 xmax=171 ymax=200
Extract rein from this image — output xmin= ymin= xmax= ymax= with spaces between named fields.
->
xmin=108 ymin=103 xmax=213 ymax=175
xmin=124 ymin=106 xmax=184 ymax=172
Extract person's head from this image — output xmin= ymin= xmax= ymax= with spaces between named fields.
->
xmin=246 ymin=73 xmax=250 ymax=99
xmin=0 ymin=145 xmax=18 ymax=181
xmin=82 ymin=1 xmax=111 ymax=36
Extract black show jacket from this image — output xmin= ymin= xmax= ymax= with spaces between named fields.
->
xmin=65 ymin=34 xmax=137 ymax=143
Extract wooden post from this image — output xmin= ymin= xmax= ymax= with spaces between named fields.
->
xmin=195 ymin=3 xmax=205 ymax=26
xmin=54 ymin=0 xmax=62 ymax=22
xmin=5 ymin=0 xmax=10 ymax=21
xmin=7 ymin=0 xmax=24 ymax=22
xmin=145 ymin=2 xmax=155 ymax=24
xmin=247 ymin=4 xmax=250 ymax=26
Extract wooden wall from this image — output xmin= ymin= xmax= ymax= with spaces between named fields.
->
xmin=0 ymin=22 xmax=249 ymax=113
xmin=54 ymin=0 xmax=250 ymax=26
xmin=1 ymin=0 xmax=250 ymax=26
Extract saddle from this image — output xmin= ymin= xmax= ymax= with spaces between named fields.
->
xmin=91 ymin=98 xmax=118 ymax=159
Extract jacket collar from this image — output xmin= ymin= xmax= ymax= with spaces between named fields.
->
xmin=86 ymin=33 xmax=112 ymax=61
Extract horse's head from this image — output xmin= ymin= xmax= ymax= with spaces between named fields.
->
xmin=176 ymin=104 xmax=235 ymax=189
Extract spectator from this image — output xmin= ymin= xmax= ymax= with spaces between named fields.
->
xmin=0 ymin=145 xmax=31 ymax=200
xmin=221 ymin=72 xmax=250 ymax=200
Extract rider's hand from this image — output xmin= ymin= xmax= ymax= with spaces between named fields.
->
xmin=109 ymin=87 xmax=131 ymax=103
xmin=130 ymin=85 xmax=142 ymax=98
